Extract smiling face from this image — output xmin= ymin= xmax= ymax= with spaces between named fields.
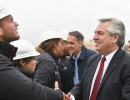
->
xmin=93 ymin=21 xmax=119 ymax=56
xmin=67 ymin=35 xmax=83 ymax=57
xmin=0 ymin=15 xmax=20 ymax=43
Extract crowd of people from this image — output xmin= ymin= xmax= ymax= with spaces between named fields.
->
xmin=1 ymin=5 xmax=130 ymax=100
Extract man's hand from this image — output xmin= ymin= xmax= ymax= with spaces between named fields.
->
xmin=63 ymin=92 xmax=72 ymax=100
xmin=54 ymin=81 xmax=72 ymax=100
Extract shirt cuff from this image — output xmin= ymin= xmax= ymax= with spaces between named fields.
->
xmin=71 ymin=94 xmax=75 ymax=100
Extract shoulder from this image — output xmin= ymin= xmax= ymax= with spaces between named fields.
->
xmin=114 ymin=49 xmax=130 ymax=63
xmin=37 ymin=52 xmax=53 ymax=61
xmin=82 ymin=45 xmax=96 ymax=54
xmin=80 ymin=46 xmax=97 ymax=59
xmin=88 ymin=53 xmax=100 ymax=61
xmin=0 ymin=54 xmax=9 ymax=61
xmin=121 ymin=51 xmax=130 ymax=63
xmin=0 ymin=54 xmax=18 ymax=70
xmin=0 ymin=54 xmax=12 ymax=69
xmin=86 ymin=53 xmax=100 ymax=65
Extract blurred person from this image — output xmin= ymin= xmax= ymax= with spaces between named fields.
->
xmin=0 ymin=6 xmax=63 ymax=100
xmin=34 ymin=31 xmax=64 ymax=89
xmin=66 ymin=31 xmax=96 ymax=92
xmin=65 ymin=18 xmax=130 ymax=100
xmin=58 ymin=39 xmax=70 ymax=93
xmin=58 ymin=32 xmax=70 ymax=71
xmin=11 ymin=40 xmax=39 ymax=78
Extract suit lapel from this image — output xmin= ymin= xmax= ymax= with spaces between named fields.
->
xmin=86 ymin=55 xmax=101 ymax=98
xmin=98 ymin=49 xmax=123 ymax=92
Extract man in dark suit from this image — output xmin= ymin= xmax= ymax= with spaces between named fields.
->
xmin=66 ymin=31 xmax=96 ymax=93
xmin=65 ymin=18 xmax=130 ymax=100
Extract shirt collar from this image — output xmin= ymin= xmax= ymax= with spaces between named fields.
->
xmin=103 ymin=48 xmax=119 ymax=63
xmin=73 ymin=51 xmax=81 ymax=60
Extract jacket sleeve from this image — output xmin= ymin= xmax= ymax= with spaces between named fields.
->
xmin=0 ymin=55 xmax=63 ymax=100
xmin=70 ymin=70 xmax=84 ymax=100
xmin=34 ymin=58 xmax=56 ymax=88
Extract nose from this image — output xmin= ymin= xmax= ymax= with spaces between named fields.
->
xmin=93 ymin=33 xmax=99 ymax=40
xmin=14 ymin=21 xmax=19 ymax=26
xmin=67 ymin=42 xmax=71 ymax=48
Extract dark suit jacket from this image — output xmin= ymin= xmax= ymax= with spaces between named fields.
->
xmin=66 ymin=45 xmax=96 ymax=92
xmin=71 ymin=48 xmax=130 ymax=100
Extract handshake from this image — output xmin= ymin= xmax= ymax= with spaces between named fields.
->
xmin=54 ymin=81 xmax=73 ymax=100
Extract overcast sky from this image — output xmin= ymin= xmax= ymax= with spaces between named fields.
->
xmin=1 ymin=0 xmax=130 ymax=46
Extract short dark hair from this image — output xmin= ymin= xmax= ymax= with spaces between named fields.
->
xmin=69 ymin=31 xmax=84 ymax=41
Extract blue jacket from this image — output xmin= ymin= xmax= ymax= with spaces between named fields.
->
xmin=66 ymin=45 xmax=96 ymax=92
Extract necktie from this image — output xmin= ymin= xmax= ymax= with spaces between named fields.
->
xmin=90 ymin=56 xmax=106 ymax=100
xmin=74 ymin=57 xmax=79 ymax=85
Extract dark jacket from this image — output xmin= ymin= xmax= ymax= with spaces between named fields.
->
xmin=34 ymin=52 xmax=61 ymax=89
xmin=58 ymin=56 xmax=68 ymax=93
xmin=0 ymin=41 xmax=63 ymax=100
xmin=17 ymin=67 xmax=34 ymax=79
xmin=66 ymin=45 xmax=96 ymax=92
xmin=71 ymin=49 xmax=130 ymax=100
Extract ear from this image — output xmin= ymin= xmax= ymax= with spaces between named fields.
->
xmin=79 ymin=41 xmax=83 ymax=47
xmin=112 ymin=34 xmax=119 ymax=43
xmin=20 ymin=60 xmax=25 ymax=67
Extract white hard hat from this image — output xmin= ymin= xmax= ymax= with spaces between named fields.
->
xmin=0 ymin=5 xmax=12 ymax=19
xmin=11 ymin=40 xmax=40 ymax=60
xmin=39 ymin=31 xmax=61 ymax=44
